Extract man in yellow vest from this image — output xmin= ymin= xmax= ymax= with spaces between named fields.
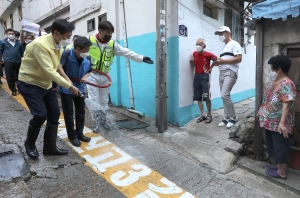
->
xmin=65 ymin=35 xmax=79 ymax=50
xmin=88 ymin=21 xmax=153 ymax=132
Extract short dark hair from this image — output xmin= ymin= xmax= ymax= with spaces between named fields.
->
xmin=6 ymin=28 xmax=15 ymax=34
xmin=73 ymin=35 xmax=79 ymax=40
xmin=98 ymin=21 xmax=114 ymax=32
xmin=51 ymin=18 xmax=75 ymax=34
xmin=15 ymin=31 xmax=21 ymax=37
xmin=15 ymin=31 xmax=20 ymax=37
xmin=73 ymin=36 xmax=92 ymax=50
xmin=268 ymin=55 xmax=291 ymax=74
xmin=25 ymin=35 xmax=34 ymax=39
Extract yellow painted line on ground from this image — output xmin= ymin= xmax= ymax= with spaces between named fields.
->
xmin=1 ymin=80 xmax=196 ymax=198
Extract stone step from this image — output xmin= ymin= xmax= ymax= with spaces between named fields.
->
xmin=237 ymin=156 xmax=300 ymax=196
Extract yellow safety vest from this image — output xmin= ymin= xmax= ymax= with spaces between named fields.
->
xmin=89 ymin=36 xmax=115 ymax=73
xmin=65 ymin=44 xmax=73 ymax=50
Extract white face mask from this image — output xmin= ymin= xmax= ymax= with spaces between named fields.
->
xmin=80 ymin=52 xmax=89 ymax=58
xmin=196 ymin=45 xmax=203 ymax=52
xmin=8 ymin=35 xmax=15 ymax=40
xmin=60 ymin=39 xmax=71 ymax=47
xmin=219 ymin=35 xmax=226 ymax=42
xmin=58 ymin=33 xmax=71 ymax=47
xmin=271 ymin=69 xmax=279 ymax=80
xmin=27 ymin=39 xmax=32 ymax=43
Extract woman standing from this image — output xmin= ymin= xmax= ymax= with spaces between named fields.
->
xmin=18 ymin=19 xmax=79 ymax=159
xmin=258 ymin=55 xmax=296 ymax=179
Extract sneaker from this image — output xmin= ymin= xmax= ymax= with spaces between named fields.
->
xmin=227 ymin=117 xmax=238 ymax=128
xmin=218 ymin=119 xmax=228 ymax=127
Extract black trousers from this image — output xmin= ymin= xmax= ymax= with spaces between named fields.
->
xmin=60 ymin=93 xmax=85 ymax=140
xmin=265 ymin=129 xmax=291 ymax=164
xmin=4 ymin=62 xmax=20 ymax=92
xmin=17 ymin=81 xmax=60 ymax=128
xmin=0 ymin=63 xmax=3 ymax=77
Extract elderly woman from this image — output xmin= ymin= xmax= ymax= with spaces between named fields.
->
xmin=258 ymin=54 xmax=296 ymax=179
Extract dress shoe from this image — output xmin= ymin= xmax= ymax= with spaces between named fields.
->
xmin=78 ymin=134 xmax=91 ymax=142
xmin=70 ymin=138 xmax=81 ymax=147
xmin=12 ymin=91 xmax=17 ymax=96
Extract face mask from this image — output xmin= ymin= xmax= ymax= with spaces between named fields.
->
xmin=27 ymin=39 xmax=32 ymax=43
xmin=196 ymin=45 xmax=203 ymax=52
xmin=80 ymin=52 xmax=89 ymax=58
xmin=270 ymin=70 xmax=278 ymax=80
xmin=8 ymin=35 xmax=15 ymax=40
xmin=58 ymin=33 xmax=71 ymax=47
xmin=219 ymin=35 xmax=226 ymax=42
xmin=102 ymin=35 xmax=112 ymax=43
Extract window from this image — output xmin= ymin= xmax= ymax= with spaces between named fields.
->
xmin=287 ymin=48 xmax=300 ymax=58
xmin=203 ymin=2 xmax=218 ymax=20
xmin=224 ymin=0 xmax=244 ymax=46
xmin=10 ymin=14 xmax=13 ymax=28
xmin=18 ymin=6 xmax=22 ymax=21
xmin=204 ymin=5 xmax=212 ymax=18
xmin=98 ymin=13 xmax=107 ymax=22
xmin=87 ymin=18 xmax=95 ymax=32
xmin=225 ymin=9 xmax=244 ymax=46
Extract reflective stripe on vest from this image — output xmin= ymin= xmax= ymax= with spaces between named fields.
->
xmin=89 ymin=36 xmax=115 ymax=73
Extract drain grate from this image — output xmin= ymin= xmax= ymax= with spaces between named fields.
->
xmin=0 ymin=150 xmax=15 ymax=158
xmin=116 ymin=118 xmax=150 ymax=130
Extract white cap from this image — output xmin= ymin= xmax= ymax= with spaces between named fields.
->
xmin=215 ymin=26 xmax=231 ymax=35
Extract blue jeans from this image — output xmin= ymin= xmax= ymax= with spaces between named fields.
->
xmin=60 ymin=93 xmax=85 ymax=140
xmin=17 ymin=81 xmax=60 ymax=128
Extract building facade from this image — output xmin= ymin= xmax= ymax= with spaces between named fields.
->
xmin=0 ymin=0 xmax=256 ymax=126
xmin=252 ymin=0 xmax=300 ymax=167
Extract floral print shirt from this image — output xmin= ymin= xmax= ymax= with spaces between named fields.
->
xmin=258 ymin=78 xmax=296 ymax=133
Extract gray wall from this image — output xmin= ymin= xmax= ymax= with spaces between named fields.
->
xmin=262 ymin=15 xmax=300 ymax=88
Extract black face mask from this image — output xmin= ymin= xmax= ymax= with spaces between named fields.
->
xmin=102 ymin=35 xmax=112 ymax=42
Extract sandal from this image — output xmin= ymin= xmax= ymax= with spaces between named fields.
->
xmin=205 ymin=115 xmax=213 ymax=124
xmin=196 ymin=115 xmax=206 ymax=123
xmin=265 ymin=169 xmax=287 ymax=180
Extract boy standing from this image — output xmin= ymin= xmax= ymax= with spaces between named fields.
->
xmin=190 ymin=38 xmax=217 ymax=124
xmin=58 ymin=36 xmax=92 ymax=147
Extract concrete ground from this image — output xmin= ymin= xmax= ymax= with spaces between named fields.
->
xmin=0 ymin=83 xmax=298 ymax=198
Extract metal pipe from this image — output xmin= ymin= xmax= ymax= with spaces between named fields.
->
xmin=121 ymin=0 xmax=135 ymax=109
xmin=156 ymin=0 xmax=167 ymax=133
xmin=115 ymin=0 xmax=121 ymax=106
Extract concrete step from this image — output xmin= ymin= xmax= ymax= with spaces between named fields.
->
xmin=237 ymin=156 xmax=300 ymax=196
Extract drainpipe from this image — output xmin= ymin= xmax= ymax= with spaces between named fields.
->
xmin=156 ymin=0 xmax=167 ymax=132
xmin=115 ymin=0 xmax=121 ymax=106
xmin=121 ymin=0 xmax=135 ymax=109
